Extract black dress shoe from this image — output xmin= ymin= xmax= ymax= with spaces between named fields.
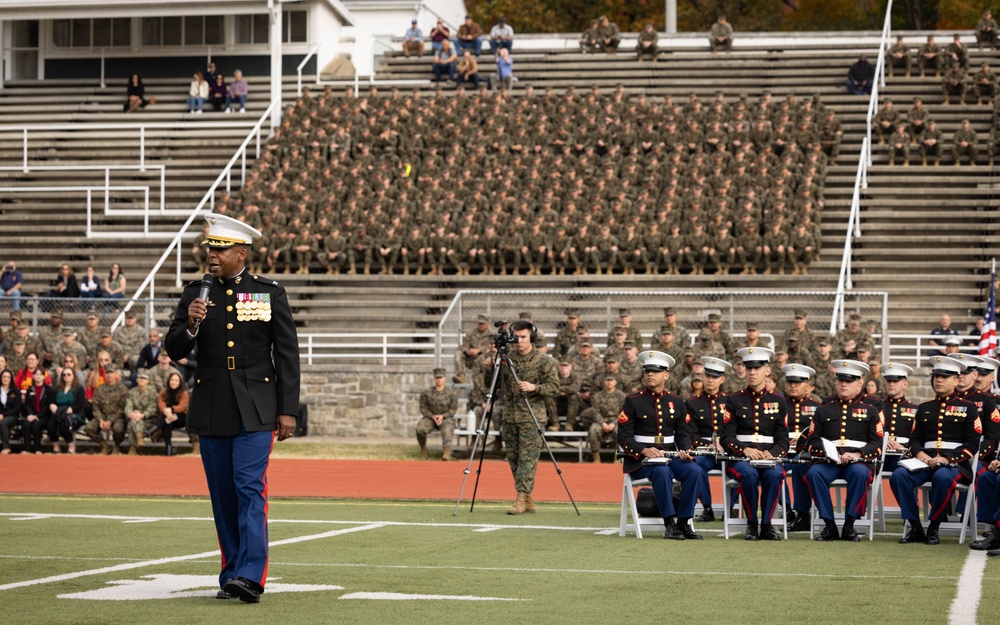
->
xmin=840 ymin=527 xmax=861 ymax=542
xmin=970 ymin=534 xmax=1000 ymax=551
xmin=223 ymin=577 xmax=261 ymax=604
xmin=788 ymin=515 xmax=811 ymax=532
xmin=925 ymin=528 xmax=940 ymax=545
xmin=760 ymin=524 xmax=782 ymax=541
xmin=744 ymin=524 xmax=760 ymax=541
xmin=695 ymin=508 xmax=716 ymax=523
xmin=983 ymin=526 xmax=995 ymax=538
xmin=216 ymin=588 xmax=237 ymax=600
xmin=663 ymin=523 xmax=686 ymax=540
xmin=988 ymin=548 xmax=1000 ymax=557
xmin=899 ymin=524 xmax=926 ymax=544
xmin=679 ymin=524 xmax=704 ymax=540
xmin=816 ymin=526 xmax=840 ymax=542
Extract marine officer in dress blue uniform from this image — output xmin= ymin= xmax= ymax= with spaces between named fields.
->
xmin=720 ymin=347 xmax=789 ymax=541
xmin=166 ymin=213 xmax=300 ymax=603
xmin=969 ymin=356 xmax=1000 ymax=552
xmin=890 ymin=355 xmax=980 ymax=546
xmin=804 ymin=360 xmax=883 ymax=542
xmin=685 ymin=356 xmax=731 ymax=522
xmin=881 ymin=362 xmax=917 ymax=475
xmin=781 ymin=363 xmax=821 ymax=532
xmin=618 ymin=350 xmax=708 ymax=540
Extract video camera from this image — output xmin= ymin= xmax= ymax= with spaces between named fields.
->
xmin=493 ymin=321 xmax=518 ymax=353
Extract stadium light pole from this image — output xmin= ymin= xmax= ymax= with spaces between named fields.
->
xmin=666 ymin=0 xmax=677 ymax=33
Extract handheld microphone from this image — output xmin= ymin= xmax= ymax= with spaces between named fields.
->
xmin=192 ymin=273 xmax=213 ymax=332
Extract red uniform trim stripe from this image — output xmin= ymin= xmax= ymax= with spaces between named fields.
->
xmin=930 ymin=472 xmax=963 ymax=522
xmin=258 ymin=431 xmax=275 ymax=587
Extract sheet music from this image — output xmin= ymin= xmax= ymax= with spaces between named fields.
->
xmin=900 ymin=457 xmax=929 ymax=472
xmin=821 ymin=438 xmax=841 ymax=463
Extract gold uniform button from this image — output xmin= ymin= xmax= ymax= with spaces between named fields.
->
xmin=196 ymin=379 xmax=201 ymax=384
xmin=227 ymin=341 xmax=234 ymax=347
xmin=264 ymin=377 xmax=270 ymax=382
xmin=227 ymin=323 xmax=233 ymax=329
xmin=227 ymin=306 xmax=233 ymax=312
xmin=226 ymin=289 xmax=233 ymax=296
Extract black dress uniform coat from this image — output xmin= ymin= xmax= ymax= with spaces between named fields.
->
xmin=685 ymin=391 xmax=726 ymax=449
xmin=618 ymin=389 xmax=692 ymax=474
xmin=165 ymin=270 xmax=300 ymax=436
xmin=804 ymin=393 xmax=883 ymax=462
xmin=884 ymin=396 xmax=918 ymax=444
xmin=959 ymin=388 xmax=1000 ymax=464
xmin=787 ymin=396 xmax=821 ymax=452
xmin=907 ymin=392 xmax=981 ymax=481
xmin=720 ymin=388 xmax=790 ymax=457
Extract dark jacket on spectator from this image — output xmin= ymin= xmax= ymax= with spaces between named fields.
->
xmin=22 ymin=383 xmax=55 ymax=420
xmin=848 ymin=59 xmax=875 ymax=85
xmin=0 ymin=385 xmax=22 ymax=418
xmin=51 ymin=273 xmax=80 ymax=298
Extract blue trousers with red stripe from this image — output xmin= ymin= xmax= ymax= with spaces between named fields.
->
xmin=200 ymin=423 xmax=274 ymax=590
xmin=788 ymin=456 xmax=812 ymax=514
xmin=889 ymin=465 xmax=966 ymax=523
xmin=977 ymin=467 xmax=1000 ymax=524
xmin=727 ymin=461 xmax=785 ymax=524
xmin=806 ymin=461 xmax=873 ymax=521
xmin=631 ymin=458 xmax=705 ymax=520
xmin=694 ymin=454 xmax=718 ymax=509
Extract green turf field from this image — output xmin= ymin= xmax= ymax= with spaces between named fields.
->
xmin=0 ymin=494 xmax=997 ymax=625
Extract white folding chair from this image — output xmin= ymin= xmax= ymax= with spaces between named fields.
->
xmin=721 ymin=459 xmax=788 ymax=539
xmin=904 ymin=446 xmax=981 ymax=545
xmin=808 ymin=433 xmax=889 ymax=541
xmin=619 ymin=473 xmax=666 ymax=538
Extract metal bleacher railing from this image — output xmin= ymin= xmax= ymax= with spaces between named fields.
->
xmin=832 ymin=0 xmax=894 ymax=336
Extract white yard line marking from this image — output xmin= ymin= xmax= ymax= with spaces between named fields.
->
xmin=340 ymin=592 xmax=522 ymax=601
xmin=0 ymin=523 xmax=384 ymax=592
xmin=949 ymin=550 xmax=988 ymax=625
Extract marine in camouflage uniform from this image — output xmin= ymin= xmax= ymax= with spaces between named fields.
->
xmin=124 ymin=373 xmax=159 ymax=453
xmin=553 ymin=310 xmax=582 ymax=359
xmin=113 ymin=312 xmax=148 ymax=377
xmin=547 ymin=360 xmax=581 ymax=431
xmin=38 ymin=310 xmax=67 ymax=366
xmin=84 ymin=368 xmax=129 ymax=454
xmin=781 ymin=309 xmax=816 ymax=353
xmin=454 ymin=315 xmax=492 ymax=383
xmin=52 ymin=331 xmax=88 ymax=371
xmin=146 ymin=357 xmax=185 ymax=393
xmin=498 ymin=321 xmax=558 ymax=514
xmin=78 ymin=314 xmax=108 ymax=358
xmin=581 ymin=377 xmax=626 ymax=462
xmin=831 ymin=313 xmax=871 ymax=360
xmin=416 ymin=368 xmax=459 ymax=460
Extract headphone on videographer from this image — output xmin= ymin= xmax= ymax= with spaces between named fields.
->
xmin=509 ymin=319 xmax=538 ymax=343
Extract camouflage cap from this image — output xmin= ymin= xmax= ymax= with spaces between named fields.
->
xmin=794 ymin=308 xmax=808 ymax=319
xmin=9 ymin=311 xmax=21 ymax=320
xmin=432 ymin=368 xmax=446 ymax=377
xmin=565 ymin=308 xmax=580 ymax=318
xmin=618 ymin=308 xmax=631 ymax=316
xmin=86 ymin=311 xmax=99 ymax=319
xmin=663 ymin=307 xmax=677 ymax=315
xmin=50 ymin=309 xmax=64 ymax=319
xmin=518 ymin=311 xmax=532 ymax=320
xmin=136 ymin=370 xmax=151 ymax=380
xmin=707 ymin=313 xmax=722 ymax=322
xmin=623 ymin=341 xmax=636 ymax=349
xmin=604 ymin=355 xmax=619 ymax=363
xmin=659 ymin=326 xmax=674 ymax=335
xmin=746 ymin=321 xmax=759 ymax=331
xmin=613 ymin=325 xmax=627 ymax=335
xmin=476 ymin=314 xmax=489 ymax=324
xmin=125 ymin=310 xmax=137 ymax=319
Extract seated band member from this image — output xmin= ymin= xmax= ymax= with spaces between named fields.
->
xmin=685 ymin=356 xmax=732 ymax=522
xmin=881 ymin=362 xmax=917 ymax=475
xmin=804 ymin=360 xmax=884 ymax=541
xmin=618 ymin=350 xmax=708 ymax=540
xmin=890 ymin=356 xmax=981 ymax=545
xmin=782 ymin=364 xmax=821 ymax=532
xmin=970 ymin=356 xmax=1000 ymax=553
xmin=721 ymin=347 xmax=789 ymax=541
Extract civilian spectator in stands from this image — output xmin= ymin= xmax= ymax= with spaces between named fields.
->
xmin=78 ymin=265 xmax=101 ymax=298
xmin=928 ymin=314 xmax=960 ymax=357
xmin=15 ymin=352 xmax=50 ymax=395
xmin=403 ymin=19 xmax=425 ymax=57
xmin=429 ymin=18 xmax=451 ymax=53
xmin=489 ymin=17 xmax=514 ymax=55
xmin=102 ymin=263 xmax=126 ymax=299
xmin=227 ymin=70 xmax=248 ymax=113
xmin=187 ymin=72 xmax=208 ymax=114
xmin=21 ymin=368 xmax=54 ymax=454
xmin=50 ymin=366 xmax=84 ymax=453
xmin=0 ymin=261 xmax=23 ymax=311
xmin=456 ymin=50 xmax=480 ymax=90
xmin=205 ymin=61 xmax=221 ymax=84
xmin=952 ymin=118 xmax=978 ymax=166
xmin=124 ymin=73 xmax=155 ymax=113
xmin=57 ymin=354 xmax=86 ymax=388
xmin=918 ymin=36 xmax=942 ymax=77
xmin=636 ymin=23 xmax=658 ymax=62
xmin=846 ymin=54 xmax=875 ymax=95
xmin=978 ymin=10 xmax=999 ymax=51
xmin=967 ymin=317 xmax=986 ymax=347
xmin=710 ymin=15 xmax=734 ymax=54
xmin=0 ymin=370 xmax=22 ymax=453
xmin=495 ymin=47 xmax=515 ymax=91
xmin=85 ymin=350 xmax=111 ymax=400
xmin=155 ymin=371 xmax=189 ymax=456
xmin=920 ymin=119 xmax=943 ymax=166
xmin=135 ymin=329 xmax=162 ymax=372
xmin=433 ymin=39 xmax=457 ymax=84
xmin=455 ymin=15 xmax=482 ymax=56
xmin=209 ymin=74 xmax=228 ymax=112
xmin=973 ymin=63 xmax=997 ymax=105
xmin=888 ymin=35 xmax=910 ymax=77
xmin=942 ymin=64 xmax=968 ymax=105
xmin=595 ymin=15 xmax=621 ymax=54
xmin=579 ymin=19 xmax=599 ymax=53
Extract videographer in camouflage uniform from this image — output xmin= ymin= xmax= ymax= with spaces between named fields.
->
xmin=497 ymin=320 xmax=558 ymax=515
xmin=416 ymin=368 xmax=458 ymax=461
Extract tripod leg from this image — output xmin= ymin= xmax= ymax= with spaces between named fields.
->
xmin=453 ymin=357 xmax=504 ymax=515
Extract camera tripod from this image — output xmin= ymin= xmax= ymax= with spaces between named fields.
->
xmin=453 ymin=343 xmax=580 ymax=516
